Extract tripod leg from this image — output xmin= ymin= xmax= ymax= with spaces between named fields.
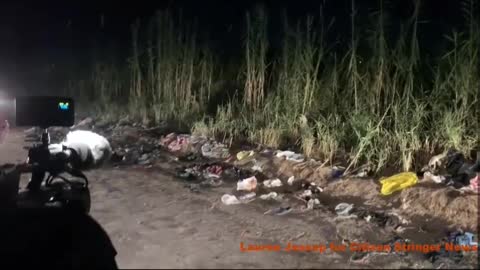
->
xmin=26 ymin=168 xmax=45 ymax=192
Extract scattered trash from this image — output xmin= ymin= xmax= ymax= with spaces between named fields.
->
xmin=287 ymin=176 xmax=296 ymax=185
xmin=263 ymin=179 xmax=283 ymax=188
xmin=177 ymin=166 xmax=202 ymax=180
xmin=223 ymin=166 xmax=250 ymax=180
xmin=261 ymin=149 xmax=274 ymax=155
xmin=237 ymin=176 xmax=258 ymax=191
xmin=201 ymin=141 xmax=231 ymax=159
xmin=159 ymin=133 xmax=177 ymax=147
xmin=178 ymin=153 xmax=197 ymax=162
xmin=356 ymin=171 xmax=368 ymax=178
xmin=469 ymin=174 xmax=478 ymax=192
xmin=251 ymin=162 xmax=263 ymax=172
xmin=189 ymin=135 xmax=208 ymax=152
xmin=394 ymin=226 xmax=407 ymax=233
xmin=237 ymin=150 xmax=255 ymax=161
xmin=423 ymin=171 xmax=446 ymax=184
xmin=426 ymin=235 xmax=465 ymax=265
xmin=275 ymin=151 xmax=305 ymax=162
xmin=424 ymin=151 xmax=448 ymax=175
xmin=264 ymin=206 xmax=292 ymax=216
xmin=167 ymin=135 xmax=191 ymax=153
xmin=353 ymin=208 xmax=400 ymax=228
xmin=380 ymin=172 xmax=418 ymax=195
xmin=335 ymin=203 xmax=354 ymax=216
xmin=455 ymin=232 xmax=478 ymax=246
xmin=306 ymin=198 xmax=320 ymax=210
xmin=200 ymin=178 xmax=224 ymax=188
xmin=221 ymin=194 xmax=241 ymax=205
xmin=239 ymin=192 xmax=257 ymax=203
xmin=260 ymin=192 xmax=278 ymax=200
xmin=422 ymin=149 xmax=478 ymax=189
xmin=350 ymin=252 xmax=370 ymax=264
xmin=203 ymin=165 xmax=223 ymax=179
xmin=299 ymin=189 xmax=312 ymax=199
xmin=331 ymin=166 xmax=345 ymax=179
xmin=137 ymin=153 xmax=151 ymax=165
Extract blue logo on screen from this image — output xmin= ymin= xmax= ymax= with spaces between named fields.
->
xmin=59 ymin=102 xmax=69 ymax=110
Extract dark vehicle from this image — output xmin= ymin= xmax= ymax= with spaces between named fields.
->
xmin=0 ymin=96 xmax=118 ymax=269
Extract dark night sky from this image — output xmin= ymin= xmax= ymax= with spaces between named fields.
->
xmin=0 ymin=0 xmax=471 ymax=95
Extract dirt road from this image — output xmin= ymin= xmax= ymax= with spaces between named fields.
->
xmin=0 ymin=128 xmax=475 ymax=269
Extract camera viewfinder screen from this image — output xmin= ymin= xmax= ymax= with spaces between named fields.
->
xmin=15 ymin=96 xmax=75 ymax=127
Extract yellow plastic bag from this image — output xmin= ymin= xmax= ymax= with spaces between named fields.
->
xmin=236 ymin=150 xmax=255 ymax=161
xmin=380 ymin=172 xmax=418 ymax=196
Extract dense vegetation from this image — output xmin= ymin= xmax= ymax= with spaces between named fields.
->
xmin=67 ymin=1 xmax=479 ymax=173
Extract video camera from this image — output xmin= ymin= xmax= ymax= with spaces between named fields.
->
xmin=14 ymin=96 xmax=90 ymax=213
xmin=0 ymin=96 xmax=118 ymax=269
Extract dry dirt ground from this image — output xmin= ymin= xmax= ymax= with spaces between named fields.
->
xmin=1 ymin=128 xmax=477 ymax=269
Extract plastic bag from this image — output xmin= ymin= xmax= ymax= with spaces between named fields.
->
xmin=236 ymin=150 xmax=255 ymax=161
xmin=237 ymin=176 xmax=258 ymax=191
xmin=263 ymin=179 xmax=283 ymax=188
xmin=380 ymin=172 xmax=418 ymax=195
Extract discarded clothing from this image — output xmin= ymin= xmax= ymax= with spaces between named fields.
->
xmin=275 ymin=151 xmax=305 ymax=162
xmin=263 ymin=179 xmax=283 ymax=188
xmin=380 ymin=172 xmax=418 ymax=195
xmin=237 ymin=176 xmax=258 ymax=191
xmin=201 ymin=141 xmax=230 ymax=159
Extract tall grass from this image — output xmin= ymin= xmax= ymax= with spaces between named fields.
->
xmin=68 ymin=1 xmax=479 ymax=173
